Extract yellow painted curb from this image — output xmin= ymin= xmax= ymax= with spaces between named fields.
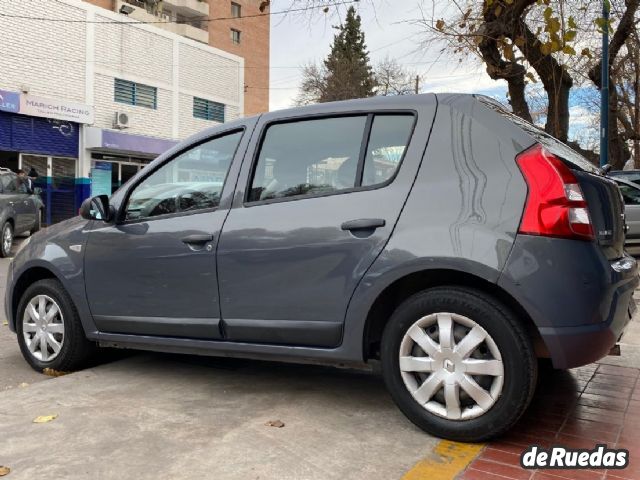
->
xmin=401 ymin=440 xmax=484 ymax=480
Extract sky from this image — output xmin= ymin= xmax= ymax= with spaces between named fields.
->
xmin=268 ymin=0 xmax=507 ymax=111
xmin=267 ymin=0 xmax=601 ymax=147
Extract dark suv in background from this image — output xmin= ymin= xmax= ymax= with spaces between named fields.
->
xmin=5 ymin=94 xmax=637 ymax=441
xmin=0 ymin=168 xmax=43 ymax=257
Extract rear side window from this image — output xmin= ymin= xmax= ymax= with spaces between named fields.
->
xmin=362 ymin=115 xmax=414 ymax=186
xmin=248 ymin=113 xmax=414 ymax=202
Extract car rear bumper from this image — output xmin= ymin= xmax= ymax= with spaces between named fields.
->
xmin=499 ymin=235 xmax=639 ymax=369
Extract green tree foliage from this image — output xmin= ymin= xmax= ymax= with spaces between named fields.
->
xmin=297 ymin=6 xmax=377 ymax=104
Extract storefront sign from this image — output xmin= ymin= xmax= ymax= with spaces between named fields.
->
xmin=91 ymin=161 xmax=112 ymax=197
xmin=101 ymin=129 xmax=177 ymax=156
xmin=0 ymin=90 xmax=20 ymax=113
xmin=20 ymin=94 xmax=94 ymax=124
xmin=0 ymin=89 xmax=93 ymax=123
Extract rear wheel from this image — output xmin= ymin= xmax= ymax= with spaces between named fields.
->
xmin=0 ymin=221 xmax=13 ymax=257
xmin=381 ymin=287 xmax=537 ymax=442
xmin=16 ymin=279 xmax=96 ymax=372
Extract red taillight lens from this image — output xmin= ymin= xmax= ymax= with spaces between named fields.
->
xmin=516 ymin=144 xmax=594 ymax=241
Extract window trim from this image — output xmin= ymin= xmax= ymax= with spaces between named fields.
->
xmin=117 ymin=127 xmax=246 ymax=225
xmin=230 ymin=28 xmax=241 ymax=44
xmin=231 ymin=2 xmax=241 ymax=17
xmin=243 ymin=110 xmax=418 ymax=207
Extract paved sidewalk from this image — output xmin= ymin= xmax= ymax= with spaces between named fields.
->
xmin=457 ymin=362 xmax=640 ymax=480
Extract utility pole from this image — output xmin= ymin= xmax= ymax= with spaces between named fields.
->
xmin=415 ymin=75 xmax=420 ymax=95
xmin=600 ymin=0 xmax=610 ymax=167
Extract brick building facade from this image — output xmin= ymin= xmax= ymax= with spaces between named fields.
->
xmin=83 ymin=0 xmax=270 ymax=116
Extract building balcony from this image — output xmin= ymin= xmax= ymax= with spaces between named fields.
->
xmin=164 ymin=0 xmax=209 ymax=17
xmin=165 ymin=22 xmax=209 ymax=43
xmin=116 ymin=0 xmax=209 ymax=44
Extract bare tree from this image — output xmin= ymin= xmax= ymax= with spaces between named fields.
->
xmin=414 ymin=0 xmax=640 ymax=167
xmin=374 ymin=56 xmax=417 ymax=96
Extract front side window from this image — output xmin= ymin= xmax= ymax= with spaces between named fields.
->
xmin=248 ymin=114 xmax=414 ymax=202
xmin=125 ymin=131 xmax=243 ymax=221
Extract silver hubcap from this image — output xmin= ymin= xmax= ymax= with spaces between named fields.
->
xmin=3 ymin=225 xmax=12 ymax=253
xmin=22 ymin=295 xmax=64 ymax=362
xmin=399 ymin=312 xmax=504 ymax=421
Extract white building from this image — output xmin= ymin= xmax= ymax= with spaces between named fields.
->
xmin=0 ymin=0 xmax=243 ymax=223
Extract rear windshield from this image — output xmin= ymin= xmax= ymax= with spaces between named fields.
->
xmin=476 ymin=96 xmax=598 ymax=174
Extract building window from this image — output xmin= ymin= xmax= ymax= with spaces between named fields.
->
xmin=114 ymin=79 xmax=157 ymax=109
xmin=231 ymin=2 xmax=241 ymax=18
xmin=193 ymin=97 xmax=225 ymax=123
xmin=231 ymin=29 xmax=241 ymax=44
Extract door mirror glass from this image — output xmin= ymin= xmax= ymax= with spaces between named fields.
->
xmin=80 ymin=195 xmax=114 ymax=222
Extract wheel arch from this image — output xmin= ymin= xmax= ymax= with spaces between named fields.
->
xmin=362 ymin=268 xmax=547 ymax=361
xmin=11 ymin=266 xmax=60 ymax=329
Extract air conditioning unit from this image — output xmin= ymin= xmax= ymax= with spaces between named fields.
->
xmin=113 ymin=111 xmax=130 ymax=129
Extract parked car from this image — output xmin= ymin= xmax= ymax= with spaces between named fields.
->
xmin=6 ymin=94 xmax=638 ymax=442
xmin=609 ymin=169 xmax=640 ymax=185
xmin=0 ymin=168 xmax=43 ymax=257
xmin=611 ymin=177 xmax=640 ymax=255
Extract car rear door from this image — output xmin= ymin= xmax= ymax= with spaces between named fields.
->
xmin=216 ymin=100 xmax=437 ymax=347
xmin=84 ymin=127 xmax=249 ymax=340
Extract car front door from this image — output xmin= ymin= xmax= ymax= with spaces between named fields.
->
xmin=84 ymin=128 xmax=247 ymax=339
xmin=217 ymin=105 xmax=436 ymax=347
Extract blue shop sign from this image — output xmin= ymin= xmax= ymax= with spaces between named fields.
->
xmin=0 ymin=90 xmax=20 ymax=113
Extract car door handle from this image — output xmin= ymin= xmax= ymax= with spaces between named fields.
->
xmin=181 ymin=234 xmax=214 ymax=245
xmin=341 ymin=218 xmax=386 ymax=231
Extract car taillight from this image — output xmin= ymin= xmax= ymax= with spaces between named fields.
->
xmin=516 ymin=144 xmax=594 ymax=241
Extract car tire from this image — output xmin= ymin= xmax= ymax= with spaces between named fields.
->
xmin=0 ymin=221 xmax=13 ymax=257
xmin=16 ymin=279 xmax=96 ymax=373
xmin=32 ymin=209 xmax=42 ymax=233
xmin=380 ymin=286 xmax=537 ymax=442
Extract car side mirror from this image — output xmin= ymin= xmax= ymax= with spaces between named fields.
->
xmin=80 ymin=195 xmax=115 ymax=222
xmin=33 ymin=187 xmax=42 ymax=196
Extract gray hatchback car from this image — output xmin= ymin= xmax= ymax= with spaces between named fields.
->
xmin=0 ymin=168 xmax=43 ymax=257
xmin=6 ymin=94 xmax=638 ymax=441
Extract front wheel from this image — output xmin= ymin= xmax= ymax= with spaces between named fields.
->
xmin=0 ymin=221 xmax=13 ymax=257
xmin=381 ymin=287 xmax=537 ymax=442
xmin=16 ymin=279 xmax=96 ymax=372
